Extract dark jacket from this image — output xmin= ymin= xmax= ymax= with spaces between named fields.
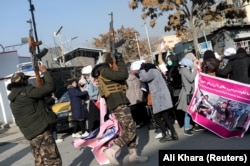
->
xmin=216 ymin=52 xmax=250 ymax=84
xmin=8 ymin=71 xmax=55 ymax=140
xmin=68 ymin=86 xmax=89 ymax=120
xmin=92 ymin=60 xmax=129 ymax=111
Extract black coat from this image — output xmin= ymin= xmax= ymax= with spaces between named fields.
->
xmin=8 ymin=71 xmax=55 ymax=140
xmin=216 ymin=53 xmax=250 ymax=84
xmin=68 ymin=86 xmax=89 ymax=120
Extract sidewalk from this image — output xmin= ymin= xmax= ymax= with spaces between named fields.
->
xmin=0 ymin=123 xmax=24 ymax=144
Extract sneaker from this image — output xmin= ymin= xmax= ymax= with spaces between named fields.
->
xmin=184 ymin=129 xmax=194 ymax=136
xmin=55 ymin=138 xmax=63 ymax=143
xmin=192 ymin=125 xmax=205 ymax=132
xmin=81 ymin=131 xmax=89 ymax=137
xmin=72 ymin=133 xmax=82 ymax=138
xmin=155 ymin=133 xmax=163 ymax=139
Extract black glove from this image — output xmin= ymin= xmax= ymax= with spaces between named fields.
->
xmin=114 ymin=52 xmax=123 ymax=62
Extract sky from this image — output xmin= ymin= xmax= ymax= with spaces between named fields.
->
xmin=1 ymin=0 xmax=172 ymax=57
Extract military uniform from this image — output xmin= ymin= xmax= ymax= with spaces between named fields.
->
xmin=92 ymin=59 xmax=136 ymax=148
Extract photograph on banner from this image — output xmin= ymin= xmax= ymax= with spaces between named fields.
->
xmin=188 ymin=72 xmax=250 ymax=139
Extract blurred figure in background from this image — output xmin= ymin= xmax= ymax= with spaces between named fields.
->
xmin=217 ymin=47 xmax=250 ymax=84
xmin=127 ymin=60 xmax=150 ymax=128
xmin=68 ymin=79 xmax=89 ymax=138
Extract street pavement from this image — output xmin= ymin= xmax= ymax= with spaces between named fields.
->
xmin=1 ymin=123 xmax=250 ymax=166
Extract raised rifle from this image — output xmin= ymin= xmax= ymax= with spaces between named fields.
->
xmin=108 ymin=12 xmax=126 ymax=71
xmin=27 ymin=19 xmax=48 ymax=87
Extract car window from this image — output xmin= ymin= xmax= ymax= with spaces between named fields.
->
xmin=58 ymin=92 xmax=70 ymax=103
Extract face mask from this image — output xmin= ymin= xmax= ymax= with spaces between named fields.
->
xmin=167 ymin=60 xmax=173 ymax=66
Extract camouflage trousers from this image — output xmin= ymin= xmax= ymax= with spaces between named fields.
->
xmin=111 ymin=104 xmax=137 ymax=149
xmin=29 ymin=130 xmax=62 ymax=166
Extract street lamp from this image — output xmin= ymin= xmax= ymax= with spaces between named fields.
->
xmin=54 ymin=26 xmax=65 ymax=66
xmin=62 ymin=36 xmax=78 ymax=52
xmin=54 ymin=26 xmax=78 ymax=67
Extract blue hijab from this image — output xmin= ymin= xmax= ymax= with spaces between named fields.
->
xmin=179 ymin=56 xmax=194 ymax=69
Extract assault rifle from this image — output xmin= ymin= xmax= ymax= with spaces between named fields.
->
xmin=108 ymin=12 xmax=126 ymax=71
xmin=27 ymin=19 xmax=48 ymax=87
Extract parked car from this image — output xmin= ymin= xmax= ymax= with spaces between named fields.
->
xmin=52 ymin=91 xmax=73 ymax=132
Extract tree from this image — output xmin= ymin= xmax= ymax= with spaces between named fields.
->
xmin=93 ymin=26 xmax=151 ymax=62
xmin=128 ymin=0 xmax=247 ymax=57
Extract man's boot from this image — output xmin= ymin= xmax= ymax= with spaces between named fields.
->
xmin=128 ymin=148 xmax=149 ymax=163
xmin=103 ymin=144 xmax=121 ymax=165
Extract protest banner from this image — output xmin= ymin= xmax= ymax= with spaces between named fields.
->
xmin=188 ymin=72 xmax=250 ymax=138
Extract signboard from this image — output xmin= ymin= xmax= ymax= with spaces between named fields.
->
xmin=198 ymin=41 xmax=213 ymax=54
xmin=188 ymin=72 xmax=250 ymax=138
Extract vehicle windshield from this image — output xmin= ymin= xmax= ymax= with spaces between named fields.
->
xmin=58 ymin=91 xmax=70 ymax=103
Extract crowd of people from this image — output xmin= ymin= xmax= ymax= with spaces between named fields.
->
xmin=6 ymin=44 xmax=250 ymax=165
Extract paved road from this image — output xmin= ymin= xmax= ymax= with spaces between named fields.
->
xmin=1 ymin=123 xmax=250 ymax=166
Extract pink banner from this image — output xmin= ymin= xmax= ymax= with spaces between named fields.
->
xmin=188 ymin=72 xmax=250 ymax=138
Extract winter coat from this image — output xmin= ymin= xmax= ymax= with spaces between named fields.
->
xmin=139 ymin=68 xmax=173 ymax=114
xmin=68 ymin=86 xmax=89 ymax=120
xmin=126 ymin=73 xmax=144 ymax=106
xmin=91 ymin=60 xmax=130 ymax=111
xmin=8 ymin=71 xmax=55 ymax=140
xmin=216 ymin=52 xmax=250 ymax=84
xmin=176 ymin=67 xmax=197 ymax=112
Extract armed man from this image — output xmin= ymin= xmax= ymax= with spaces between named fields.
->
xmin=91 ymin=51 xmax=149 ymax=165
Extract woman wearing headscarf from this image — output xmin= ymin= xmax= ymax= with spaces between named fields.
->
xmin=216 ymin=47 xmax=250 ymax=84
xmin=138 ymin=63 xmax=179 ymax=143
xmin=176 ymin=53 xmax=201 ymax=136
xmin=201 ymin=50 xmax=221 ymax=76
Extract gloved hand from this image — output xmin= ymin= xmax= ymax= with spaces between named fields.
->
xmin=114 ymin=52 xmax=123 ymax=62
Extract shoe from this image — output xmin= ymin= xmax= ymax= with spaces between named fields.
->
xmin=184 ymin=129 xmax=194 ymax=136
xmin=72 ymin=133 xmax=82 ymax=138
xmin=103 ymin=144 xmax=120 ymax=165
xmin=192 ymin=125 xmax=205 ymax=132
xmin=128 ymin=148 xmax=149 ymax=163
xmin=171 ymin=134 xmax=179 ymax=140
xmin=155 ymin=133 xmax=163 ymax=139
xmin=154 ymin=127 xmax=162 ymax=133
xmin=159 ymin=133 xmax=172 ymax=143
xmin=136 ymin=124 xmax=141 ymax=128
xmin=81 ymin=131 xmax=89 ymax=137
xmin=55 ymin=138 xmax=63 ymax=143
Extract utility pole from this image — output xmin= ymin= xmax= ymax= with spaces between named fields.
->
xmin=134 ymin=32 xmax=141 ymax=59
xmin=144 ymin=22 xmax=153 ymax=63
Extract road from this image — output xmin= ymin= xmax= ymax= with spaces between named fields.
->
xmin=1 ymin=123 xmax=250 ymax=166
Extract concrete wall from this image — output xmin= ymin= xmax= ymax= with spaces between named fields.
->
xmin=0 ymin=78 xmax=14 ymax=126
xmin=0 ymin=51 xmax=19 ymax=78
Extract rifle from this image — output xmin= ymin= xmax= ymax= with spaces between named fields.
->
xmin=27 ymin=19 xmax=48 ymax=87
xmin=108 ymin=12 xmax=126 ymax=71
